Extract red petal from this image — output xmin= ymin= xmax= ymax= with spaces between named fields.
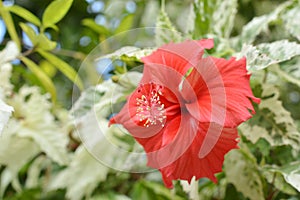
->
xmin=182 ymin=56 xmax=259 ymax=128
xmin=181 ymin=58 xmax=219 ymax=124
xmin=136 ymin=114 xmax=199 ymax=170
xmin=159 ymin=123 xmax=239 ymax=188
xmin=198 ymin=39 xmax=214 ymax=49
xmin=141 ymin=39 xmax=214 ymax=75
xmin=213 ymin=57 xmax=260 ymax=126
xmin=140 ymin=63 xmax=183 ymax=104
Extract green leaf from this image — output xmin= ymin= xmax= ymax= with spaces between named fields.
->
xmin=99 ymin=46 xmax=154 ymax=62
xmin=25 ymin=156 xmax=50 ymax=189
xmin=279 ymin=161 xmax=300 ymax=192
xmin=271 ymin=65 xmax=300 ymax=88
xmin=114 ymin=14 xmax=134 ymax=34
xmin=116 ymin=71 xmax=142 ymax=91
xmin=260 ymin=84 xmax=296 ymax=127
xmin=0 ymin=135 xmax=39 ymax=197
xmin=282 ymin=6 xmax=300 ymax=41
xmin=7 ymin=86 xmax=69 ymax=165
xmin=7 ymin=5 xmax=41 ymax=26
xmin=71 ymin=78 xmax=148 ymax=173
xmin=71 ymin=78 xmax=128 ymax=119
xmin=131 ymin=181 xmax=157 ymax=200
xmin=0 ymin=135 xmax=39 ymax=174
xmin=212 ymin=0 xmax=237 ymax=38
xmin=70 ymin=86 xmax=104 ymax=118
xmin=197 ymin=178 xmax=227 ymax=200
xmin=46 ymin=24 xmax=59 ymax=32
xmin=21 ymin=127 xmax=69 ymax=165
xmin=37 ymin=50 xmax=83 ymax=90
xmin=81 ymin=18 xmax=110 ymax=36
xmin=224 ymin=149 xmax=265 ymax=200
xmin=42 ymin=0 xmax=73 ymax=29
xmin=186 ymin=0 xmax=237 ymax=39
xmin=239 ymin=40 xmax=300 ymax=71
xmin=1 ymin=169 xmax=13 ymax=197
xmin=48 ymin=146 xmax=109 ymax=200
xmin=131 ymin=180 xmax=184 ymax=200
xmin=237 ymin=1 xmax=292 ymax=47
xmin=20 ymin=56 xmax=57 ymax=102
xmin=0 ymin=7 xmax=20 ymax=49
xmin=239 ymin=124 xmax=270 ymax=145
xmin=240 ymin=81 xmax=300 ymax=150
xmin=89 ymin=193 xmax=131 ymax=200
xmin=155 ymin=7 xmax=182 ymax=46
xmin=262 ymin=165 xmax=297 ymax=195
xmin=19 ymin=23 xmax=57 ymax=50
xmin=19 ymin=22 xmax=38 ymax=46
xmin=282 ymin=57 xmax=300 ymax=79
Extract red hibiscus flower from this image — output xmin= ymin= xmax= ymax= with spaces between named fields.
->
xmin=109 ymin=39 xmax=260 ymax=188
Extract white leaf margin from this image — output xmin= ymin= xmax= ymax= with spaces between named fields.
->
xmin=0 ymin=99 xmax=13 ymax=136
xmin=265 ymin=162 xmax=300 ymax=193
xmin=281 ymin=162 xmax=300 ymax=193
xmin=284 ymin=171 xmax=300 ymax=192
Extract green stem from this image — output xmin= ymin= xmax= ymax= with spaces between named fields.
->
xmin=266 ymin=173 xmax=277 ymax=200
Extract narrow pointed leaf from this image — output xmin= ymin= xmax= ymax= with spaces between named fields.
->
xmin=8 ymin=5 xmax=41 ymax=26
xmin=42 ymin=0 xmax=73 ymax=29
xmin=37 ymin=50 xmax=83 ymax=90
xmin=81 ymin=18 xmax=110 ymax=35
xmin=19 ymin=22 xmax=38 ymax=46
xmin=20 ymin=56 xmax=57 ymax=102
xmin=115 ymin=14 xmax=134 ymax=34
xmin=0 ymin=7 xmax=20 ymax=49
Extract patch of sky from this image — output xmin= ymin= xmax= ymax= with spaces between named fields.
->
xmin=22 ymin=23 xmax=38 ymax=48
xmin=126 ymin=1 xmax=136 ymax=13
xmin=0 ymin=19 xmax=6 ymax=44
xmin=95 ymin=58 xmax=114 ymax=80
xmin=95 ymin=14 xmax=106 ymax=26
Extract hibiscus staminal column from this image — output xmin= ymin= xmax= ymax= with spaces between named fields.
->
xmin=135 ymin=83 xmax=166 ymax=127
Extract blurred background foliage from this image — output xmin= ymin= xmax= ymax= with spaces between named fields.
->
xmin=0 ymin=0 xmax=300 ymax=199
xmin=1 ymin=0 xmax=297 ymax=109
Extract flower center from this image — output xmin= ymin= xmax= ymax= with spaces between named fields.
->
xmin=135 ymin=83 xmax=166 ymax=127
